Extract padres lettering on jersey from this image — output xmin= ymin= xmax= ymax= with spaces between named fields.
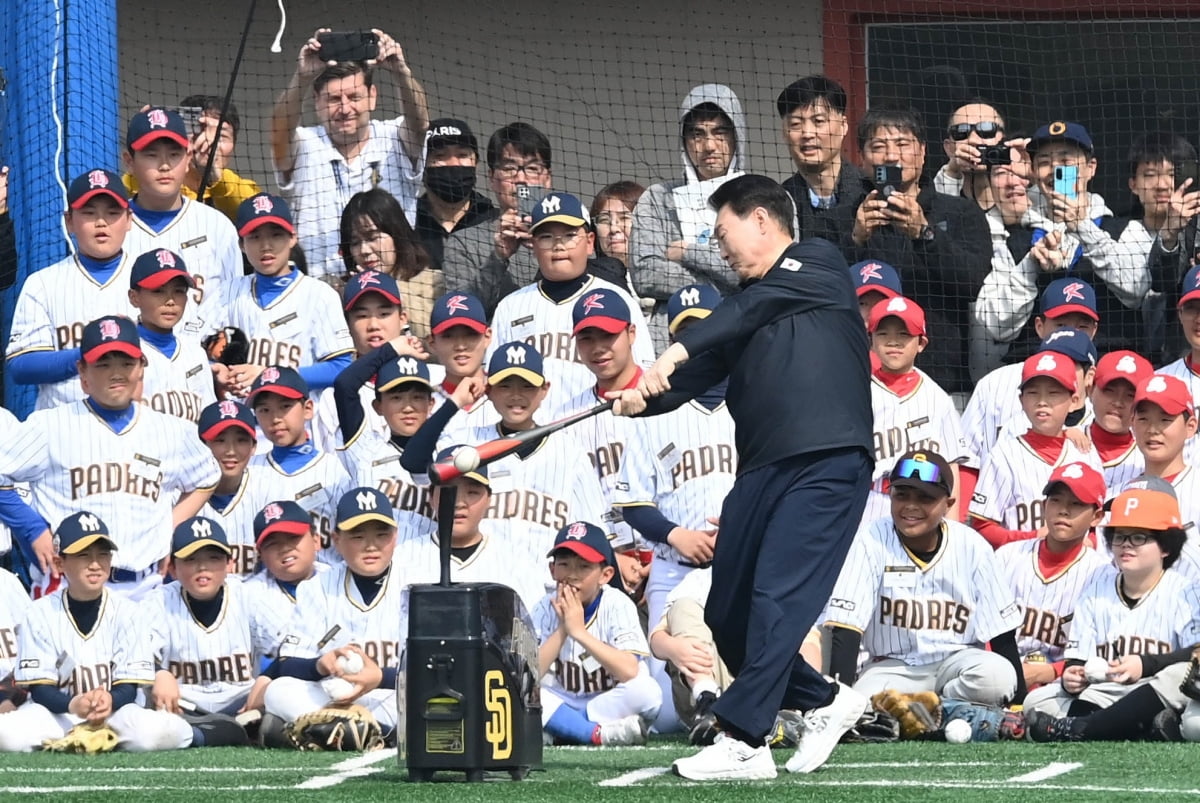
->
xmin=141 ymin=339 xmax=216 ymax=424
xmin=1066 ymin=568 xmax=1200 ymax=662
xmin=221 ymin=273 xmax=353 ymax=371
xmin=0 ymin=569 xmax=29 ymax=679
xmin=340 ymin=434 xmax=434 ymax=541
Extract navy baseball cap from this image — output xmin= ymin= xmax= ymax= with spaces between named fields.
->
xmin=55 ymin=511 xmax=118 ymax=555
xmin=343 ymin=270 xmax=403 ymax=311
xmin=1036 ymin=328 xmax=1099 ymax=367
xmin=530 ymin=192 xmax=589 ymax=232
xmin=487 ymin=341 xmax=546 ymax=386
xmin=377 ymin=354 xmax=433 ymax=393
xmin=436 ymin=445 xmax=489 ymax=486
xmin=131 ymin=248 xmax=195 ymax=290
xmin=67 ymin=168 xmax=130 ymax=210
xmin=236 ymin=193 xmax=295 ymax=237
xmin=1028 ymin=121 xmax=1094 ymax=155
xmin=667 ymin=284 xmax=721 ymax=335
xmin=336 ymin=487 xmax=397 ymax=530
xmin=1041 ymin=278 xmax=1098 ymax=321
xmin=198 ymin=399 xmax=257 ymax=441
xmin=248 ymin=365 xmax=309 ymax=401
xmin=573 ymin=289 xmax=631 ymax=335
xmin=426 ymin=118 xmax=478 ymax=154
xmin=889 ymin=450 xmax=954 ymax=497
xmin=431 ymin=291 xmax=488 ymax=335
xmin=171 ymin=516 xmax=231 ymax=559
xmin=1179 ymin=265 xmax=1200 ymax=307
xmin=127 ymin=107 xmax=190 ymax=151
xmin=253 ymin=501 xmax=312 ymax=546
xmin=80 ymin=315 xmax=143 ymax=363
xmin=850 ymin=260 xmax=903 ymax=300
xmin=548 ymin=521 xmax=615 ymax=567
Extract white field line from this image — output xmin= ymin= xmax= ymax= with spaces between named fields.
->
xmin=599 ymin=767 xmax=671 ymax=786
xmin=1007 ymin=761 xmax=1083 ymax=783
xmin=294 ymin=748 xmax=397 ymax=790
xmin=0 ymin=767 xmax=312 ymax=773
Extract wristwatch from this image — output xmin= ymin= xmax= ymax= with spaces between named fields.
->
xmin=917 ymin=224 xmax=935 ymax=242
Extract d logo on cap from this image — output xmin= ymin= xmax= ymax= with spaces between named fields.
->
xmin=218 ymin=400 xmax=239 ymax=418
xmin=88 ymin=170 xmax=109 ymax=188
xmin=263 ymin=503 xmax=283 ymax=522
xmin=253 ymin=196 xmax=274 ymax=215
xmin=261 ymin=367 xmax=280 ymax=383
xmin=147 ymin=109 xmax=169 ymax=128
xmin=99 ymin=319 xmax=121 ymax=341
xmin=567 ymin=522 xmax=587 ymax=539
xmin=156 ymin=250 xmax=176 ymax=268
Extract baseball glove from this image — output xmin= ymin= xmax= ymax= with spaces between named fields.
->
xmin=202 ymin=326 xmax=250 ymax=366
xmin=871 ymin=690 xmax=942 ymax=740
xmin=841 ymin=709 xmax=900 ymax=743
xmin=285 ymin=704 xmax=384 ymax=752
xmin=42 ymin=723 xmax=119 ymax=754
xmin=1180 ymin=646 xmax=1200 ymax=701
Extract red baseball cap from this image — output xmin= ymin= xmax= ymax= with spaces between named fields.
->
xmin=867 ymin=296 xmax=926 ymax=336
xmin=1134 ymin=374 xmax=1193 ymax=417
xmin=1042 ymin=461 xmax=1106 ymax=508
xmin=1094 ymin=350 xmax=1153 ymax=391
xmin=1020 ymin=352 xmax=1077 ymax=393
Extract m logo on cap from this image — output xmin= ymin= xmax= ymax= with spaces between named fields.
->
xmin=261 ymin=367 xmax=280 ymax=383
xmin=1062 ymin=282 xmax=1085 ymax=303
xmin=263 ymin=503 xmax=283 ymax=522
xmin=156 ymin=250 xmax=176 ymax=268
xmin=679 ymin=287 xmax=701 ymax=306
xmin=356 ymin=491 xmax=378 ymax=511
xmin=582 ymin=293 xmax=606 ymax=314
xmin=396 ymin=357 xmax=419 ymax=375
xmin=357 ymin=270 xmax=380 ymax=287
xmin=1036 ymin=354 xmax=1058 ymax=372
xmin=505 ymin=345 xmax=527 ymax=365
xmin=78 ymin=513 xmax=102 ymax=532
xmin=446 ymin=294 xmax=469 ymax=314
xmin=99 ymin=319 xmax=121 ymax=341
xmin=1116 ymin=355 xmax=1138 ymax=374
xmin=540 ymin=195 xmax=561 ymax=215
xmin=191 ymin=519 xmax=213 ymax=540
xmin=252 ymin=195 xmax=274 ymax=215
xmin=1062 ymin=464 xmax=1084 ymax=479
xmin=1146 ymin=376 xmax=1168 ymax=394
xmin=859 ymin=263 xmax=883 ymax=282
xmin=147 ymin=109 xmax=169 ymax=128
xmin=88 ymin=170 xmax=109 ymax=188
xmin=218 ymin=400 xmax=239 ymax=419
xmin=885 ymin=297 xmax=908 ymax=313
xmin=567 ymin=522 xmax=587 ymax=539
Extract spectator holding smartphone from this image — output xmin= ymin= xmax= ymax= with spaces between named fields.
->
xmin=270 ymin=27 xmax=430 ymax=283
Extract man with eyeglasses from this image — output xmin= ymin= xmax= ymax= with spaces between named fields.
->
xmin=630 ymin=85 xmax=747 ymax=352
xmin=850 ymin=108 xmax=992 ymax=394
xmin=936 ymin=102 xmax=1009 ymax=205
xmin=269 ymin=27 xmax=430 ymax=282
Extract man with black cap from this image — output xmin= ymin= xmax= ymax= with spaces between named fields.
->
xmin=414 ymin=118 xmax=496 ymax=270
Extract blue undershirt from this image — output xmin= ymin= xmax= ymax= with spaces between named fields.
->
xmin=137 ymin=324 xmax=177 ymax=359
xmin=131 ymin=199 xmax=182 ymax=233
xmin=270 ymin=441 xmax=319 ymax=473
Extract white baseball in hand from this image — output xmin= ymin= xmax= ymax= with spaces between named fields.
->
xmin=338 ymin=652 xmax=364 ymax=674
xmin=1084 ymin=656 xmax=1109 ymax=683
xmin=453 ymin=446 xmax=481 ymax=473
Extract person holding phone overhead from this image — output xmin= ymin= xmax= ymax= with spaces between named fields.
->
xmin=269 ymin=27 xmax=430 ymax=283
xmin=975 ymin=121 xmax=1151 ymax=357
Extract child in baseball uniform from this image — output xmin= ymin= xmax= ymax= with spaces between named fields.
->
xmin=197 ymin=400 xmax=261 ymax=576
xmin=0 ymin=566 xmax=31 ymax=714
xmin=220 ymin=193 xmax=354 ymax=398
xmin=246 ymin=366 xmax=353 ymax=562
xmin=0 ymin=513 xmax=203 ymax=752
xmin=426 ymin=290 xmax=499 ymax=442
xmin=0 ymin=316 xmax=219 ymax=597
xmin=535 ymin=522 xmax=661 ymax=746
xmin=1025 ymin=483 xmax=1200 ymax=741
xmin=263 ymin=488 xmax=407 ymax=744
xmin=128 ymin=249 xmax=216 ymax=423
xmin=826 ymin=451 xmax=1026 ymax=706
xmin=864 ymin=296 xmax=970 ymax=525
xmin=970 ymin=351 xmax=1103 ymax=548
xmin=6 ymin=169 xmax=136 ymax=410
xmin=1087 ymin=350 xmax=1152 ymax=491
xmin=995 ymin=462 xmax=1110 ymax=692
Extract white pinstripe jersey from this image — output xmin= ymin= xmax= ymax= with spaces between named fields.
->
xmin=1065 ymin=567 xmax=1200 ymax=661
xmin=314 ymin=383 xmax=385 ymax=455
xmin=1092 ymin=427 xmax=1145 ymax=493
xmin=960 ymin=363 xmax=1022 ymax=471
xmin=147 ymin=579 xmax=269 ymax=712
xmin=141 ymin=338 xmax=216 ymax=424
xmin=430 ymin=385 xmax=501 ymax=448
xmin=220 ymin=273 xmax=354 ymax=370
xmin=200 ymin=470 xmax=262 ymax=577
xmin=280 ymin=563 xmax=408 ymax=672
xmin=393 ymin=532 xmax=546 ymax=614
xmin=613 ymin=401 xmax=736 ymax=564
xmin=339 ymin=433 xmax=434 ymax=542
xmin=532 ymin=586 xmax=649 ymax=704
xmin=863 ymin=371 xmax=972 ymax=526
xmin=1113 ymin=469 xmax=1200 ymax=584
xmin=241 ymin=562 xmax=332 ymax=654
xmin=123 ymin=198 xmax=241 ymax=341
xmin=489 ymin=277 xmax=654 ymax=415
xmin=0 ymin=569 xmax=30 ymax=680
xmin=1152 ymin=359 xmax=1200 ymax=468
xmin=245 ymin=451 xmax=353 ymax=563
xmin=553 ymin=386 xmax=639 ymax=548
xmin=0 ymin=402 xmax=219 ymax=572
xmin=969 ymin=434 xmax=1104 ymax=531
xmin=15 ymin=589 xmax=155 ymax=694
xmin=457 ymin=422 xmax=607 ymax=556
xmin=6 ymin=253 xmax=137 ymax=410
xmin=0 ymin=407 xmax=25 ymax=556
xmin=996 ymin=538 xmax=1109 ymax=661
xmin=825 ymin=518 xmax=1023 ymax=665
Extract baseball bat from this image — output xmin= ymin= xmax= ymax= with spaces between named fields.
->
xmin=429 ymin=399 xmax=615 ymax=484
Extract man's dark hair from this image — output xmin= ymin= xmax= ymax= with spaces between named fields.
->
xmin=857 ymin=107 xmax=924 ymax=151
xmin=179 ymin=94 xmax=241 ymax=140
xmin=708 ymin=174 xmax=795 ymax=239
xmin=1127 ymin=132 xmax=1197 ymax=177
xmin=313 ymin=62 xmax=373 ymax=96
xmin=486 ymin=122 xmax=552 ymax=172
xmin=943 ymin=98 xmax=1005 ymax=131
xmin=682 ymin=102 xmax=734 ymax=132
xmin=776 ymin=75 xmax=847 ymax=118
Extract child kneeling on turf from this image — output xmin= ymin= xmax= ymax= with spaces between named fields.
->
xmin=535 ymin=522 xmax=661 ymax=746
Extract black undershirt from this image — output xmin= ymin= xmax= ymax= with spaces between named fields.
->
xmin=352 ymin=566 xmax=391 ymax=605
xmin=185 ymin=586 xmax=225 ymax=628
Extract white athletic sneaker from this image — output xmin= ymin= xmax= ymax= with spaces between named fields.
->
xmin=598 ymin=714 xmax=648 ymax=746
xmin=784 ymin=683 xmax=868 ymax=774
xmin=672 ymin=732 xmax=777 ymax=781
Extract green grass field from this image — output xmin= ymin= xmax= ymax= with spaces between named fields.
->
xmin=2 ymin=739 xmax=1199 ymax=801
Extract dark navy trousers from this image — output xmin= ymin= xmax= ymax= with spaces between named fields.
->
xmin=707 ymin=446 xmax=872 ymax=740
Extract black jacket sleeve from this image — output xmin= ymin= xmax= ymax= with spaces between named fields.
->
xmin=828 ymin=626 xmax=863 ymax=686
xmin=990 ymin=629 xmax=1027 ymax=704
xmin=332 ymin=343 xmax=400 ymax=443
xmin=398 ymin=400 xmax=460 ymax=475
